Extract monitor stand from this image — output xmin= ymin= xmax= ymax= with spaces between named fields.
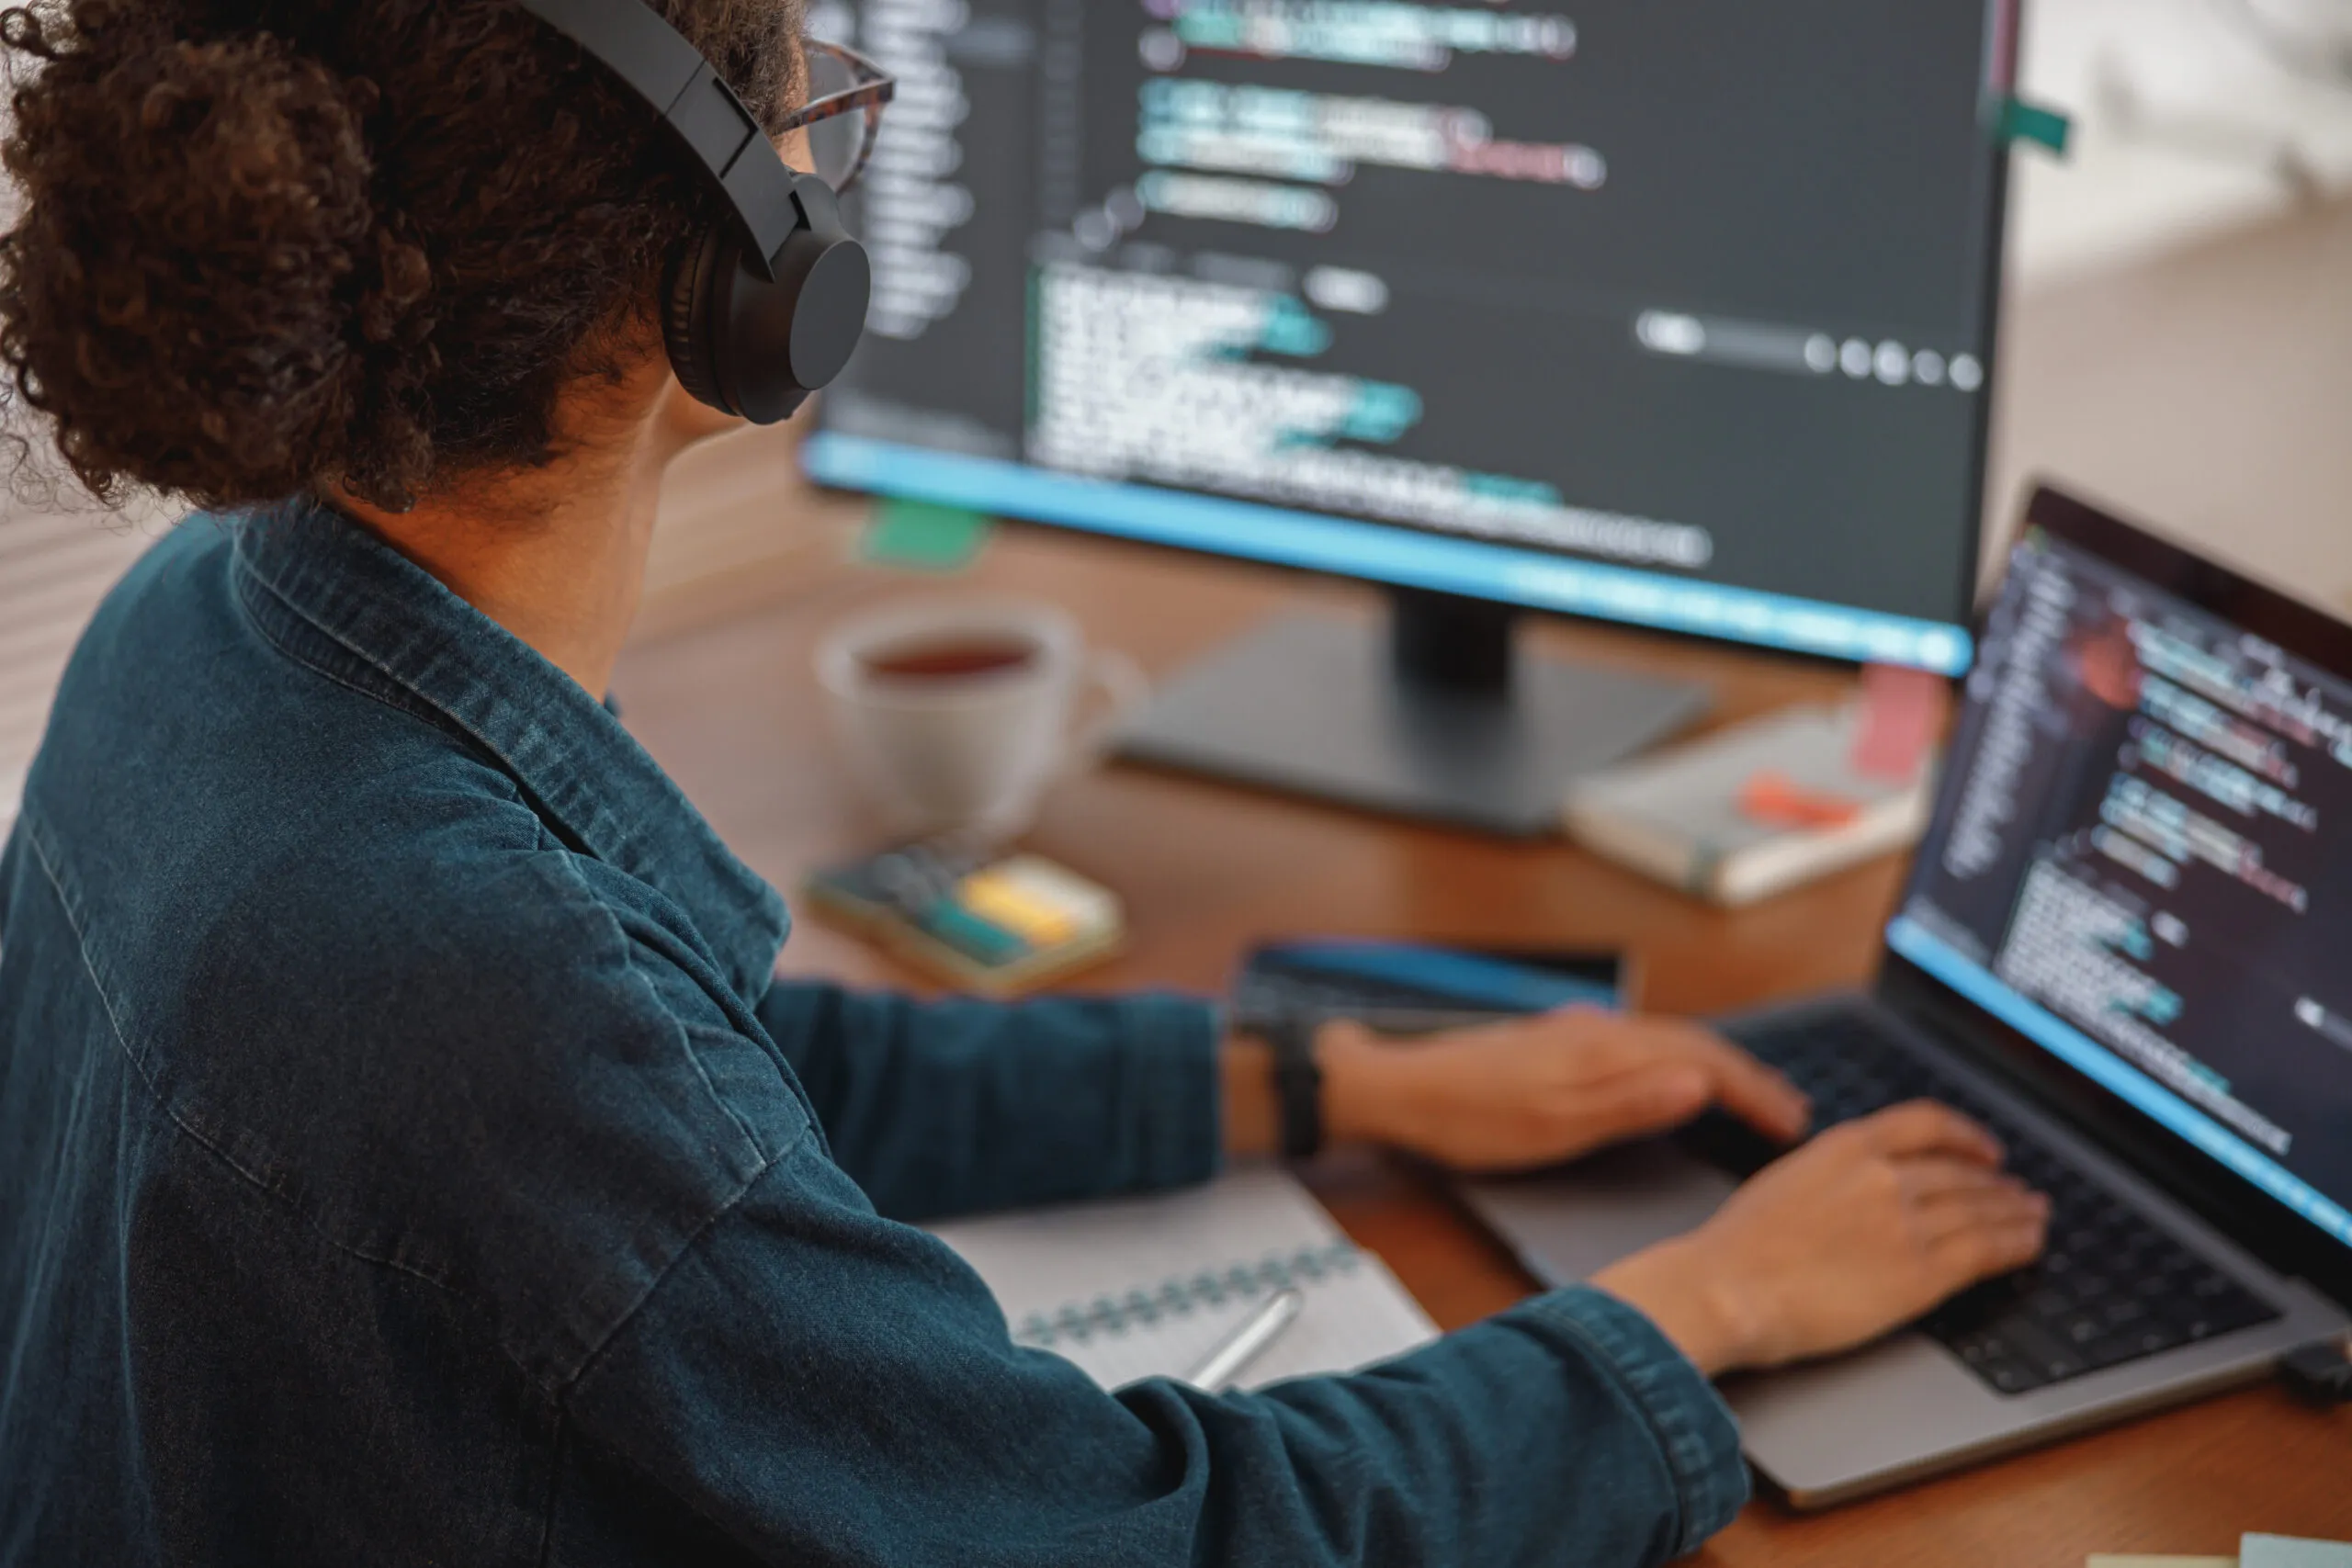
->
xmin=1116 ymin=589 xmax=1710 ymax=836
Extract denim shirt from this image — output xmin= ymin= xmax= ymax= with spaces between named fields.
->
xmin=0 ymin=504 xmax=1747 ymax=1567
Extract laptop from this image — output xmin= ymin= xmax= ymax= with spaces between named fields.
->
xmin=1464 ymin=484 xmax=2352 ymax=1506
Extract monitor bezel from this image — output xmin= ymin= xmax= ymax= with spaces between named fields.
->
xmin=1881 ymin=481 xmax=2352 ymax=1309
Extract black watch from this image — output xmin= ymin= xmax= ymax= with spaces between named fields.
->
xmin=1261 ymin=1014 xmax=1326 ymax=1161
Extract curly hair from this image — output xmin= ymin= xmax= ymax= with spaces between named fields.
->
xmin=0 ymin=0 xmax=806 ymax=513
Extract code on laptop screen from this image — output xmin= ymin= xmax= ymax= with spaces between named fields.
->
xmin=1894 ymin=527 xmax=2352 ymax=1247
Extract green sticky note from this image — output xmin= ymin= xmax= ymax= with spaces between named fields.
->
xmin=1996 ymin=95 xmax=2073 ymax=157
xmin=861 ymin=499 xmax=994 ymax=572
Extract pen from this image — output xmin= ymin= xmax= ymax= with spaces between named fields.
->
xmin=1183 ymin=1288 xmax=1306 ymax=1393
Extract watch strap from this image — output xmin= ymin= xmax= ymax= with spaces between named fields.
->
xmin=1264 ymin=1014 xmax=1326 ymax=1161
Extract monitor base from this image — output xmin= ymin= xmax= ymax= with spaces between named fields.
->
xmin=1116 ymin=607 xmax=1709 ymax=837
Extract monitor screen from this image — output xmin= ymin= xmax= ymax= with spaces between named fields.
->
xmin=801 ymin=0 xmax=2010 ymax=675
xmin=1890 ymin=516 xmax=2352 ymax=1254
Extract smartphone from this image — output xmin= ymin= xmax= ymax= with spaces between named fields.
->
xmin=1233 ymin=940 xmax=1633 ymax=1039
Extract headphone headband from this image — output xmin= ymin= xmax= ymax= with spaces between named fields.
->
xmin=514 ymin=0 xmax=871 ymax=423
xmin=516 ymin=0 xmax=814 ymax=278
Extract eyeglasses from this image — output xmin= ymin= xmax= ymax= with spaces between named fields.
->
xmin=780 ymin=38 xmax=895 ymax=195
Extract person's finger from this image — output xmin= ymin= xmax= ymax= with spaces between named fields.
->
xmin=1555 ymin=1063 xmax=1713 ymax=1145
xmin=1914 ymin=1179 xmax=2049 ymax=1238
xmin=1897 ymin=1155 xmax=2033 ymax=1207
xmin=1927 ymin=1213 xmax=2051 ymax=1282
xmin=1853 ymin=1100 xmax=2004 ymax=1165
xmin=1671 ymin=1028 xmax=1811 ymax=1143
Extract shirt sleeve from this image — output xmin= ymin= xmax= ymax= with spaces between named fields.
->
xmin=558 ymin=1134 xmax=1750 ymax=1568
xmin=753 ymin=980 xmax=1224 ymax=1221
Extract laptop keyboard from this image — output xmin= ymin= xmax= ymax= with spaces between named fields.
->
xmin=1706 ymin=1012 xmax=2280 ymax=1395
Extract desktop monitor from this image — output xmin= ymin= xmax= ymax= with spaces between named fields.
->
xmin=802 ymin=0 xmax=2017 ymax=832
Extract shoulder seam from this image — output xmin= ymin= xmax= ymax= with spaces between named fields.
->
xmin=541 ymin=846 xmax=779 ymax=1175
xmin=557 ymin=1137 xmax=799 ymax=1407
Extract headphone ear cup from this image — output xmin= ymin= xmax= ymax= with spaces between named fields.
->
xmin=715 ymin=226 xmax=872 ymax=425
xmin=662 ymin=221 xmax=737 ymax=416
xmin=662 ymin=204 xmax=872 ymax=425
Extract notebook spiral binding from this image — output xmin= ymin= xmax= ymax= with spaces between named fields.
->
xmin=1014 ymin=1240 xmax=1363 ymax=1351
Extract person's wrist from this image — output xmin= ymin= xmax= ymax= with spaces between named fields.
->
xmin=1590 ymin=1237 xmax=1757 ymax=1378
xmin=1219 ymin=1036 xmax=1283 ymax=1159
xmin=1316 ymin=1018 xmax=1403 ymax=1148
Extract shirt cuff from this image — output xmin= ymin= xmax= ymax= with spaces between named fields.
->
xmin=1515 ymin=1285 xmax=1750 ymax=1555
xmin=1115 ymin=994 xmax=1225 ymax=1193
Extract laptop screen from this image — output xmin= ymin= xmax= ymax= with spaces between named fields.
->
xmin=1888 ymin=499 xmax=2352 ymax=1255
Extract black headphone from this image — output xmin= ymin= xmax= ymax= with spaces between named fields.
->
xmin=517 ymin=0 xmax=870 ymax=423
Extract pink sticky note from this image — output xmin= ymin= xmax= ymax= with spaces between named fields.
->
xmin=1849 ymin=664 xmax=1949 ymax=784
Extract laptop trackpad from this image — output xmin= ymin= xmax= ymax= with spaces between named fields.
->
xmin=1460 ymin=1138 xmax=1740 ymax=1286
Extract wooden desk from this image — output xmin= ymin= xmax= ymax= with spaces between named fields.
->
xmin=615 ymin=517 xmax=2352 ymax=1565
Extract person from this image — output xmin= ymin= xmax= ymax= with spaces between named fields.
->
xmin=0 ymin=3 xmax=2052 ymax=1563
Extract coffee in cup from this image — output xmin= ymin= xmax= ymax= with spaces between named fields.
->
xmin=858 ymin=634 xmax=1043 ymax=684
xmin=819 ymin=597 xmax=1148 ymax=841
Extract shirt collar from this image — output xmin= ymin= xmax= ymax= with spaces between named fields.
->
xmin=232 ymin=501 xmax=788 ymax=1004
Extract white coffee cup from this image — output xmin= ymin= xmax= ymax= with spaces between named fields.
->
xmin=818 ymin=596 xmax=1149 ymax=841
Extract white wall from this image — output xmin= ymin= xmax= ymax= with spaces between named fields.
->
xmin=2010 ymin=0 xmax=2352 ymax=288
xmin=0 ymin=507 xmax=159 ymax=832
xmin=1991 ymin=0 xmax=2352 ymax=611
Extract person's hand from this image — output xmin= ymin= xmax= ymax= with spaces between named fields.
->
xmin=1592 ymin=1101 xmax=2052 ymax=1375
xmin=1316 ymin=1010 xmax=1811 ymax=1173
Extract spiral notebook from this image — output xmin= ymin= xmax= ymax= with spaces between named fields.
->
xmin=927 ymin=1165 xmax=1439 ymax=1392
